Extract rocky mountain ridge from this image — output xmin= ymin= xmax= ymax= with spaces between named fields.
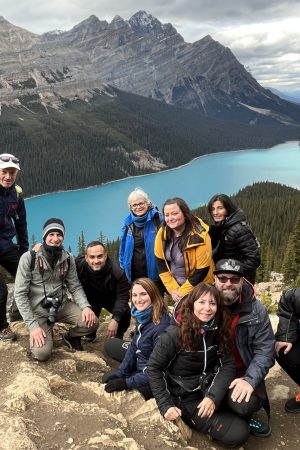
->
xmin=1 ymin=11 xmax=300 ymax=125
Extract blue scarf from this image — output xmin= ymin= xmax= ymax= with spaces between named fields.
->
xmin=131 ymin=305 xmax=153 ymax=325
xmin=130 ymin=209 xmax=150 ymax=228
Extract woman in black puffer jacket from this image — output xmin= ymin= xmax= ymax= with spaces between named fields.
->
xmin=208 ymin=194 xmax=261 ymax=284
xmin=148 ymin=282 xmax=249 ymax=448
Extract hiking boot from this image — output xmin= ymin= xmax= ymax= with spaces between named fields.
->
xmin=285 ymin=393 xmax=300 ymax=413
xmin=249 ymin=418 xmax=271 ymax=437
xmin=0 ymin=326 xmax=17 ymax=341
xmin=85 ymin=331 xmax=97 ymax=343
xmin=63 ymin=333 xmax=83 ymax=351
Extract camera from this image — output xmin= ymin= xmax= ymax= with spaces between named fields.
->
xmin=42 ymin=296 xmax=61 ymax=325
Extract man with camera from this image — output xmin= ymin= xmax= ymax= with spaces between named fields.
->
xmin=14 ymin=218 xmax=98 ymax=361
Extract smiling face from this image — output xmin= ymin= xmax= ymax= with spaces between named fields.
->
xmin=0 ymin=168 xmax=18 ymax=188
xmin=164 ymin=202 xmax=186 ymax=235
xmin=85 ymin=244 xmax=107 ymax=271
xmin=130 ymin=197 xmax=149 ymax=216
xmin=214 ymin=273 xmax=243 ymax=305
xmin=45 ymin=231 xmax=64 ymax=247
xmin=193 ymin=291 xmax=217 ymax=323
xmin=211 ymin=200 xmax=228 ymax=223
xmin=131 ymin=283 xmax=152 ymax=311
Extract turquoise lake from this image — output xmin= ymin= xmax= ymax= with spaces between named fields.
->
xmin=25 ymin=141 xmax=300 ymax=250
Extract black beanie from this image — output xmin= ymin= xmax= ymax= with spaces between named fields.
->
xmin=43 ymin=218 xmax=65 ymax=241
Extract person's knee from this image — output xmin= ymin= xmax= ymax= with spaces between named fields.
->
xmin=220 ymin=416 xmax=249 ymax=448
xmin=31 ymin=345 xmax=52 ymax=362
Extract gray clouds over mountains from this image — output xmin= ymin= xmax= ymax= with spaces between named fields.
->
xmin=1 ymin=0 xmax=300 ymax=92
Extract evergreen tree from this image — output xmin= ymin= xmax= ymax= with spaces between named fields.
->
xmin=77 ymin=231 xmax=86 ymax=256
xmin=31 ymin=234 xmax=37 ymax=247
xmin=98 ymin=231 xmax=106 ymax=244
xmin=281 ymin=212 xmax=300 ymax=283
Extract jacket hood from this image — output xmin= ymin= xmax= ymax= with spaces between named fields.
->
xmin=223 ymin=208 xmax=246 ymax=229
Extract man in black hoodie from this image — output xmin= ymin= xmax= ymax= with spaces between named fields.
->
xmin=76 ymin=241 xmax=131 ymax=342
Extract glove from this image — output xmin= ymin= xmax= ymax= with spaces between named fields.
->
xmin=102 ymin=370 xmax=119 ymax=384
xmin=105 ymin=377 xmax=128 ymax=393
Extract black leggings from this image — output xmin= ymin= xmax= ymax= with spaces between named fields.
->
xmin=276 ymin=334 xmax=300 ymax=386
xmin=181 ymin=400 xmax=249 ymax=448
xmin=104 ymin=337 xmax=131 ymax=362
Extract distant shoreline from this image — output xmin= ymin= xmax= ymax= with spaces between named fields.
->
xmin=25 ymin=140 xmax=298 ymax=201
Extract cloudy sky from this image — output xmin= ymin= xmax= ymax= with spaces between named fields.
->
xmin=1 ymin=0 xmax=300 ymax=94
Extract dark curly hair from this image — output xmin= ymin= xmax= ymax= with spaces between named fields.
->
xmin=177 ymin=282 xmax=232 ymax=355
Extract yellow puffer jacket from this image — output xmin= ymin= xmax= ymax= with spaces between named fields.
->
xmin=154 ymin=217 xmax=214 ymax=297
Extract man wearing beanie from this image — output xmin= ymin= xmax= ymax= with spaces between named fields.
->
xmin=14 ymin=218 xmax=98 ymax=361
xmin=0 ymin=153 xmax=28 ymax=341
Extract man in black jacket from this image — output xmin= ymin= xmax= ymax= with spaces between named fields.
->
xmin=275 ymin=287 xmax=300 ymax=413
xmin=214 ymin=258 xmax=275 ymax=437
xmin=0 ymin=153 xmax=28 ymax=341
xmin=76 ymin=241 xmax=131 ymax=342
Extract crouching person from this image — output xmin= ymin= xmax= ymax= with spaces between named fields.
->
xmin=148 ymin=283 xmax=249 ymax=448
xmin=102 ymin=278 xmax=170 ymax=400
xmin=14 ymin=218 xmax=98 ymax=361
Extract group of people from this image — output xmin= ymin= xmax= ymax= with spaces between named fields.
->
xmin=0 ymin=153 xmax=299 ymax=448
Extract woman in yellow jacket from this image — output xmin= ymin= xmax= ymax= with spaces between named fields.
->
xmin=154 ymin=198 xmax=214 ymax=302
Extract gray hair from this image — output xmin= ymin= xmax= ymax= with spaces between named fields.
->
xmin=127 ymin=188 xmax=150 ymax=209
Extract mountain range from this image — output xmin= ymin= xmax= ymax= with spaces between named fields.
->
xmin=1 ymin=11 xmax=300 ymax=196
xmin=1 ymin=11 xmax=300 ymax=125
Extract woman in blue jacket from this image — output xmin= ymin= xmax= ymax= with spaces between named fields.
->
xmin=119 ymin=188 xmax=163 ymax=288
xmin=102 ymin=278 xmax=170 ymax=399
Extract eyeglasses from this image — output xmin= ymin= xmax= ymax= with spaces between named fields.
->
xmin=131 ymin=202 xmax=146 ymax=209
xmin=216 ymin=275 xmax=241 ymax=284
xmin=0 ymin=156 xmax=19 ymax=164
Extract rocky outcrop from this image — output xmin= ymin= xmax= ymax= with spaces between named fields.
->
xmin=1 ymin=12 xmax=300 ymax=124
xmin=0 ymin=312 xmax=298 ymax=450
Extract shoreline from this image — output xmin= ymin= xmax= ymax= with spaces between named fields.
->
xmin=25 ymin=140 xmax=298 ymax=201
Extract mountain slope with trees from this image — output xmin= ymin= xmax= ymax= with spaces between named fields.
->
xmin=1 ymin=89 xmax=300 ymax=197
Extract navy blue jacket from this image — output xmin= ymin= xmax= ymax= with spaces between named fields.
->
xmin=0 ymin=184 xmax=28 ymax=256
xmin=114 ymin=312 xmax=170 ymax=389
xmin=119 ymin=206 xmax=162 ymax=282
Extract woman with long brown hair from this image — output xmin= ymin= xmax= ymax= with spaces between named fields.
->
xmin=148 ymin=282 xmax=249 ymax=448
xmin=102 ymin=278 xmax=170 ymax=399
xmin=155 ymin=197 xmax=214 ymax=302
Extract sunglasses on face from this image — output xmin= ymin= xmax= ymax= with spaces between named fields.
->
xmin=216 ymin=275 xmax=241 ymax=284
xmin=0 ymin=156 xmax=19 ymax=164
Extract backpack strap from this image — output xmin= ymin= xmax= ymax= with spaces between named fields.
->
xmin=15 ymin=184 xmax=23 ymax=200
xmin=30 ymin=250 xmax=37 ymax=272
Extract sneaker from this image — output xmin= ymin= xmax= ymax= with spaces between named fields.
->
xmin=0 ymin=326 xmax=17 ymax=341
xmin=63 ymin=333 xmax=83 ymax=351
xmin=285 ymin=394 xmax=300 ymax=413
xmin=84 ymin=331 xmax=97 ymax=343
xmin=249 ymin=418 xmax=271 ymax=437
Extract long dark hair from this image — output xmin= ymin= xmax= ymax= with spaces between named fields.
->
xmin=163 ymin=197 xmax=199 ymax=251
xmin=131 ymin=278 xmax=169 ymax=324
xmin=177 ymin=282 xmax=232 ymax=355
xmin=207 ymin=194 xmax=237 ymax=219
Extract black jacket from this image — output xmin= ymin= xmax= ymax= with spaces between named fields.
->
xmin=75 ymin=256 xmax=130 ymax=321
xmin=210 ymin=208 xmax=260 ymax=283
xmin=0 ymin=184 xmax=28 ymax=256
xmin=148 ymin=324 xmax=235 ymax=417
xmin=275 ymin=287 xmax=300 ymax=343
